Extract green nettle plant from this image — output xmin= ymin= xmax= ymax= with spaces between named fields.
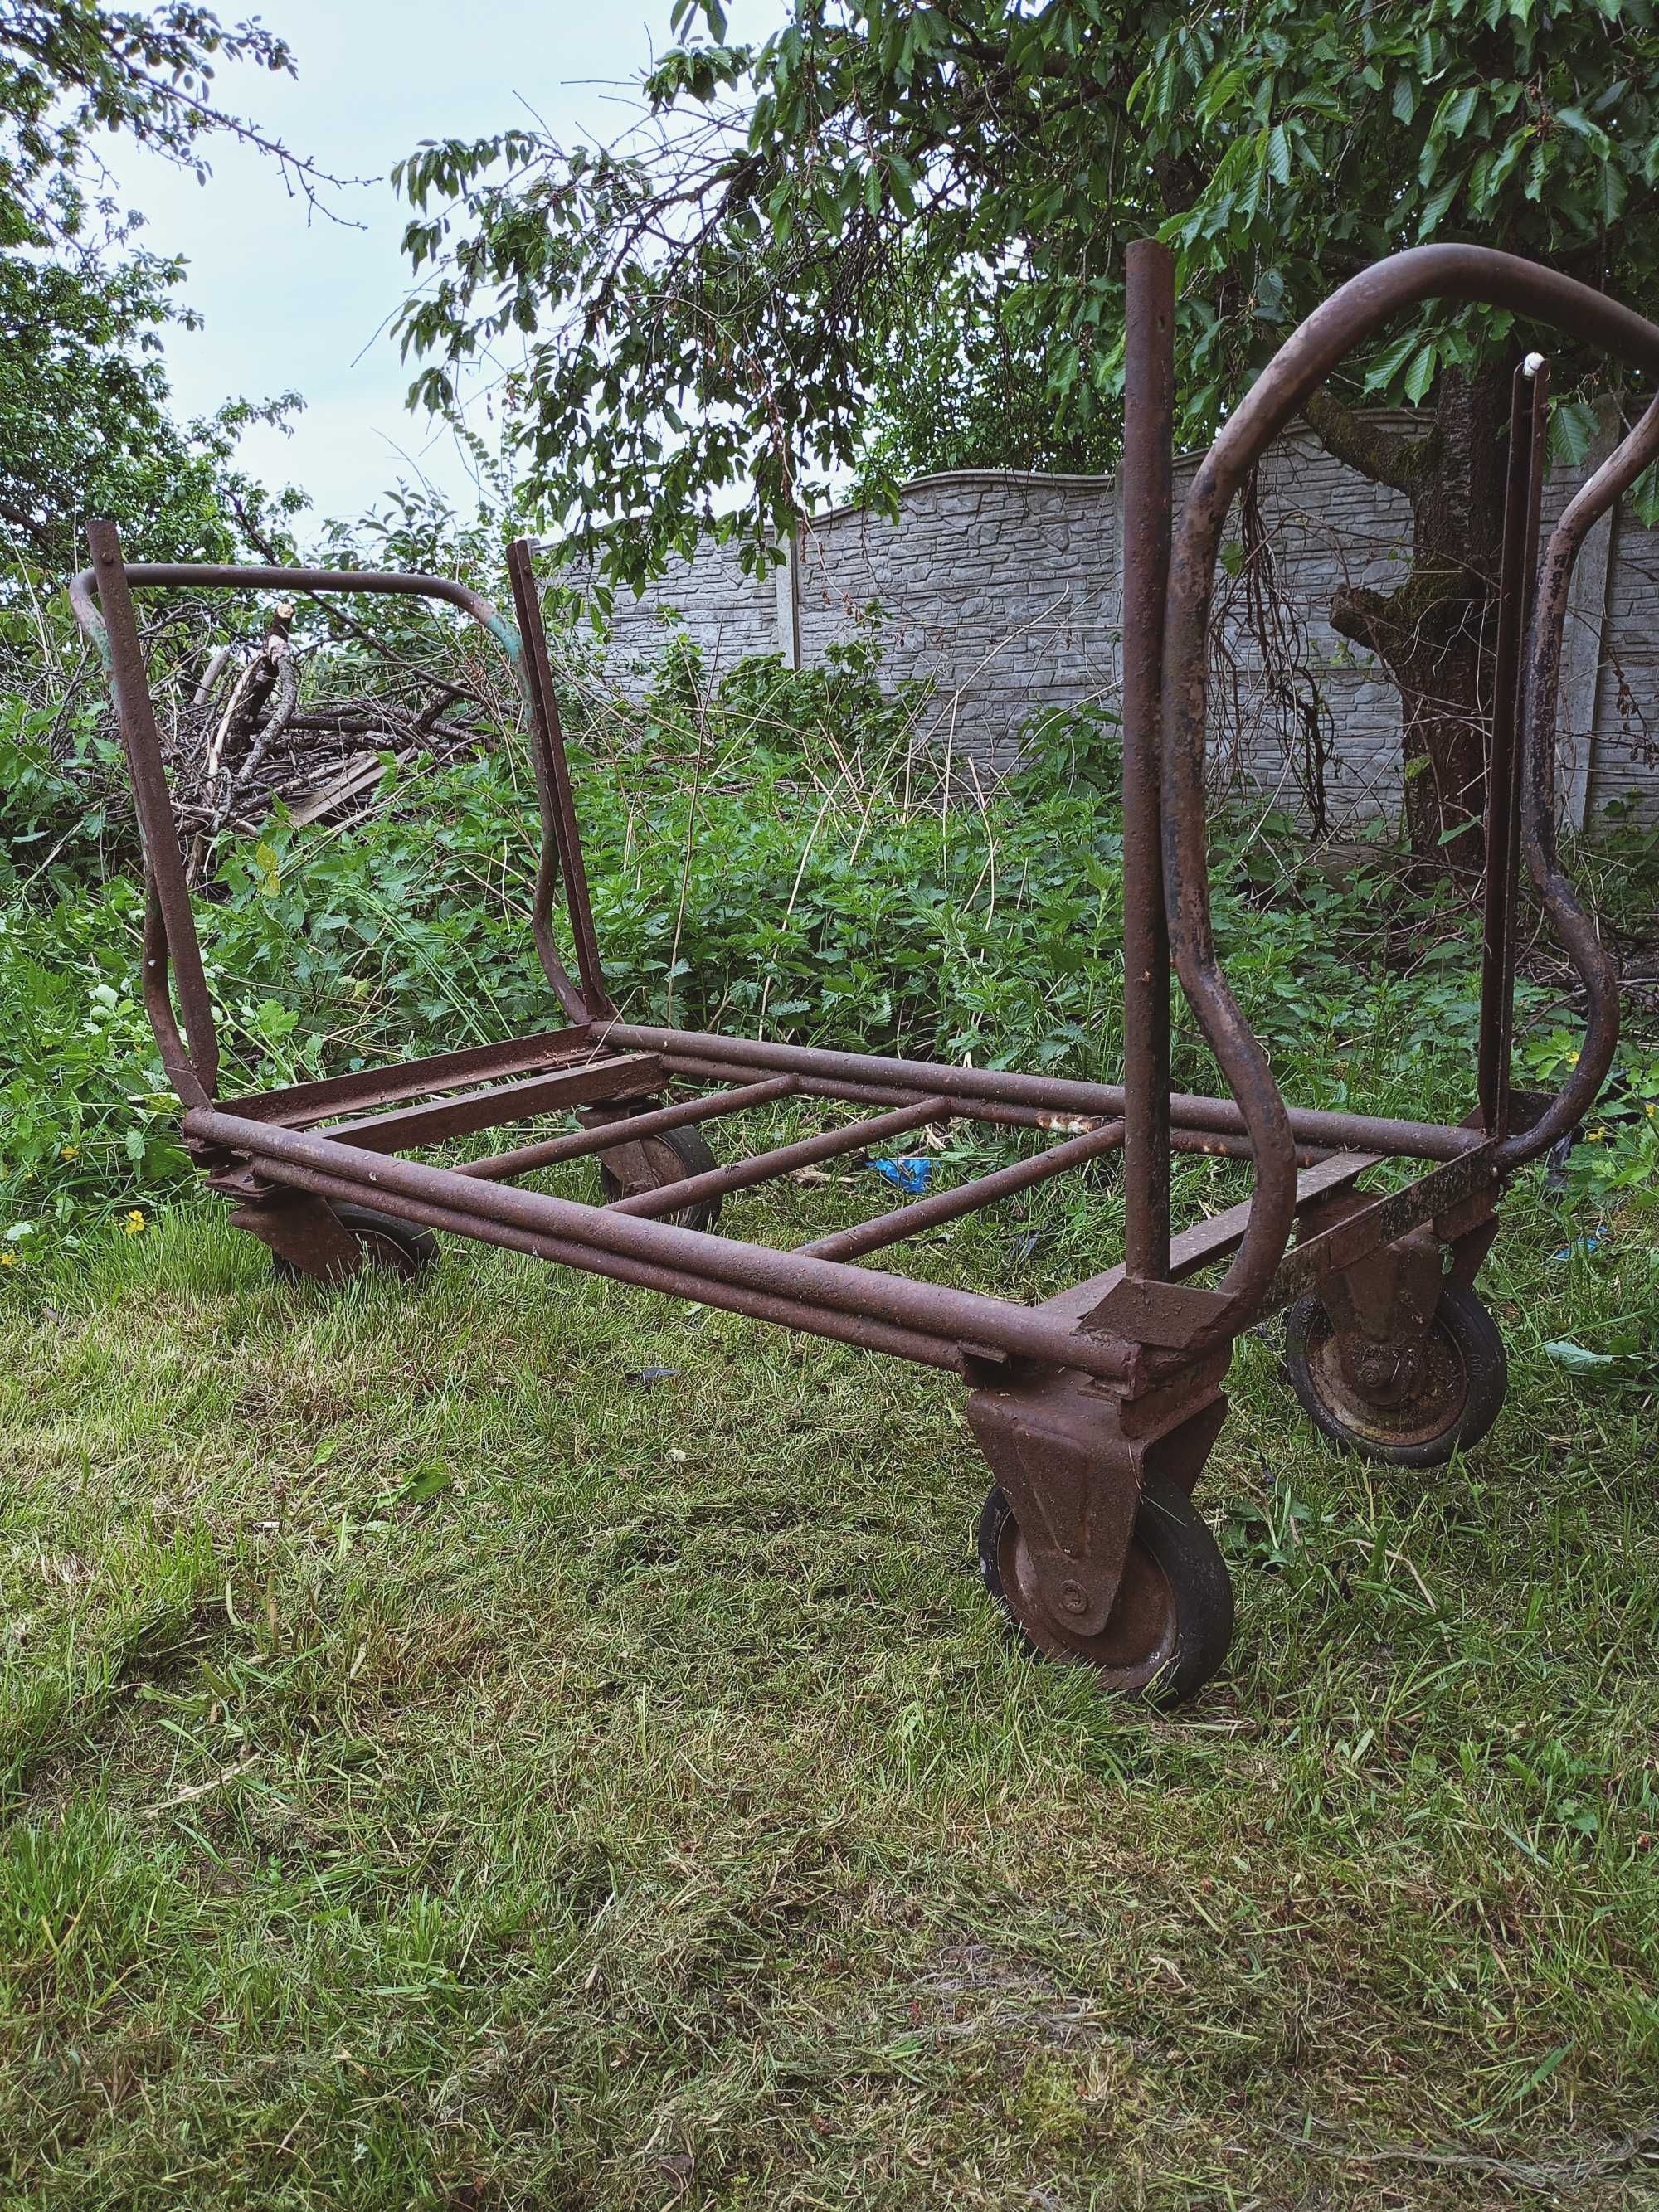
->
xmin=5 ymin=617 xmax=1656 ymax=1263
xmin=393 ymin=0 xmax=1659 ymax=860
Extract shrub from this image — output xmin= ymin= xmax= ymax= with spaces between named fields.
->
xmin=2 ymin=625 xmax=1654 ymax=1263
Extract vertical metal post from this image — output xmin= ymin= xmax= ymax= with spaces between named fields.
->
xmin=1477 ymin=357 xmax=1548 ymax=1141
xmin=505 ymin=538 xmax=615 ymax=1021
xmin=86 ymin=519 xmax=219 ymax=1105
xmin=1121 ymin=240 xmax=1176 ymax=1281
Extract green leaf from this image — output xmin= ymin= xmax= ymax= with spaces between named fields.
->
xmin=401 ymin=1463 xmax=455 ymax=1505
xmin=1416 ymin=171 xmax=1463 ymax=237
xmin=1363 ymin=327 xmax=1427 ymax=392
xmin=1403 ymin=344 xmax=1438 ymax=403
xmin=1435 ymin=85 xmax=1479 ymax=140
xmin=1549 ymin=397 xmax=1597 ymax=469
xmin=1543 ymin=1339 xmax=1618 ymax=1372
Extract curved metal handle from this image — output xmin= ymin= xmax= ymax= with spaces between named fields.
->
xmin=70 ymin=557 xmax=523 ymax=664
xmin=1160 ymin=245 xmax=1659 ymax=1334
xmin=1495 ymin=399 xmax=1659 ymax=1169
xmin=68 ymin=528 xmax=610 ymax=1104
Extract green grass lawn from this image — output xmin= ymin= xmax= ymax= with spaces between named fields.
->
xmin=2 ymin=1141 xmax=1657 ymax=2208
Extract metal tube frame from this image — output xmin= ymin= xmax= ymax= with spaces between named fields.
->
xmin=65 ymin=246 xmax=1637 ymax=1677
xmin=1156 ymin=242 xmax=1644 ymax=1349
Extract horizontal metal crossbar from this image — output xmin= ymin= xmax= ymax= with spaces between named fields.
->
xmin=457 ymin=1075 xmax=798 ymax=1182
xmin=659 ymin=1053 xmax=1331 ymax=1159
xmin=234 ymin=1146 xmax=970 ymax=1373
xmin=606 ymin=1097 xmax=956 ymax=1219
xmin=660 ymin=1054 xmax=1062 ymax=1130
xmin=611 ymin=1022 xmax=1481 ymax=1162
xmin=183 ymin=1106 xmax=1139 ymax=1381
xmin=799 ymin=1120 xmax=1127 ymax=1262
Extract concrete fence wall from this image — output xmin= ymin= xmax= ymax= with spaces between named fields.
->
xmin=574 ymin=421 xmax=1659 ymax=825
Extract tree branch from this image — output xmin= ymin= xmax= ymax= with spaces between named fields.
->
xmin=1303 ymin=387 xmax=1437 ymax=497
xmin=0 ymin=493 xmax=51 ymax=552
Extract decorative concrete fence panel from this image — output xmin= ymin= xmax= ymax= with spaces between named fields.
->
xmin=564 ymin=419 xmax=1658 ymax=826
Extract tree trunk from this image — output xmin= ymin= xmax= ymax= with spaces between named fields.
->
xmin=1307 ymin=359 xmax=1515 ymax=874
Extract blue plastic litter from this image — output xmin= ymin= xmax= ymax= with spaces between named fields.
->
xmin=873 ymin=1155 xmax=932 ymax=1195
xmin=1549 ymin=1234 xmax=1604 ymax=1265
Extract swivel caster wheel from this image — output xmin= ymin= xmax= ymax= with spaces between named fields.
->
xmin=597 ymin=1122 xmax=722 ymax=1232
xmin=1284 ymin=1283 xmax=1506 ymax=1467
xmin=271 ymin=1202 xmax=437 ymax=1285
xmin=977 ymin=1474 xmax=1235 ymax=1707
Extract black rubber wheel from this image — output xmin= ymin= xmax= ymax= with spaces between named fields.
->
xmin=598 ymin=1122 xmax=722 ymax=1233
xmin=272 ymin=1203 xmax=437 ymax=1285
xmin=977 ymin=1475 xmax=1235 ymax=1708
xmin=1284 ymin=1282 xmax=1507 ymax=1468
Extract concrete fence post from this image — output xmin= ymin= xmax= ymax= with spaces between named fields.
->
xmin=775 ymin=520 xmax=801 ymax=672
xmin=1557 ymin=396 xmax=1623 ymax=831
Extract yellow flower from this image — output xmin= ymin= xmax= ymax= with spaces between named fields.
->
xmin=124 ymin=1210 xmax=146 ymax=1236
xmin=0 ymin=1252 xmax=14 ymax=1268
xmin=1589 ymin=1128 xmax=1605 ymax=1142
xmin=61 ymin=1145 xmax=79 ymax=1160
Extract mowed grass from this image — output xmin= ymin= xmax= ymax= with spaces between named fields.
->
xmin=2 ymin=1137 xmax=1657 ymax=2209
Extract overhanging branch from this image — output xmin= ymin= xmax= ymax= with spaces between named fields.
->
xmin=1303 ymin=387 xmax=1437 ymax=498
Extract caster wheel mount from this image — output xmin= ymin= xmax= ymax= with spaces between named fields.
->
xmin=1284 ymin=1282 xmax=1507 ymax=1468
xmin=978 ymin=1474 xmax=1235 ymax=1708
xmin=271 ymin=1203 xmax=437 ymax=1286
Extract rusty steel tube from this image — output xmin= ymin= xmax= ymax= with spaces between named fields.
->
xmin=610 ymin=1023 xmax=1481 ymax=1160
xmin=80 ymin=527 xmax=221 ymax=1105
xmin=573 ymin=1048 xmax=1332 ymax=1159
xmin=800 ymin=1120 xmax=1126 ymax=1262
xmin=507 ymin=537 xmax=613 ymax=1021
xmin=606 ymin=1097 xmax=954 ymax=1218
xmin=185 ymin=1107 xmax=1140 ymax=1379
xmin=67 ymin=537 xmax=583 ymax=1090
xmin=248 ymin=1154 xmax=968 ymax=1372
xmin=1477 ymin=361 xmax=1548 ymax=1140
xmin=1120 ymin=238 xmax=1176 ymax=1281
xmin=71 ymin=557 xmax=511 ymax=632
xmin=658 ymin=1054 xmax=1102 ymax=1132
xmin=457 ymin=1075 xmax=798 ymax=1182
xmin=1496 ymin=399 xmax=1659 ymax=1168
xmin=1160 ymin=246 xmax=1659 ymax=1334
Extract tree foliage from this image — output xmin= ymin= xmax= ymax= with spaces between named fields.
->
xmin=0 ymin=246 xmax=304 ymax=567
xmin=0 ymin=3 xmax=323 ymax=569
xmin=0 ymin=1 xmax=315 ymax=249
xmin=396 ymin=0 xmax=1659 ymax=579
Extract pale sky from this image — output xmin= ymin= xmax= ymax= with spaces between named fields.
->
xmin=108 ymin=0 xmax=786 ymax=532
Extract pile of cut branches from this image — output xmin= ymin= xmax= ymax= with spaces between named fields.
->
xmin=138 ymin=603 xmax=504 ymax=884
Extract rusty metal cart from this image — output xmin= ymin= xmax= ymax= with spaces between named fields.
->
xmin=71 ymin=245 xmax=1647 ymax=1704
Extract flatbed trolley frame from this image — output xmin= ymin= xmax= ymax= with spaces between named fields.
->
xmin=70 ymin=245 xmax=1646 ymax=1703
